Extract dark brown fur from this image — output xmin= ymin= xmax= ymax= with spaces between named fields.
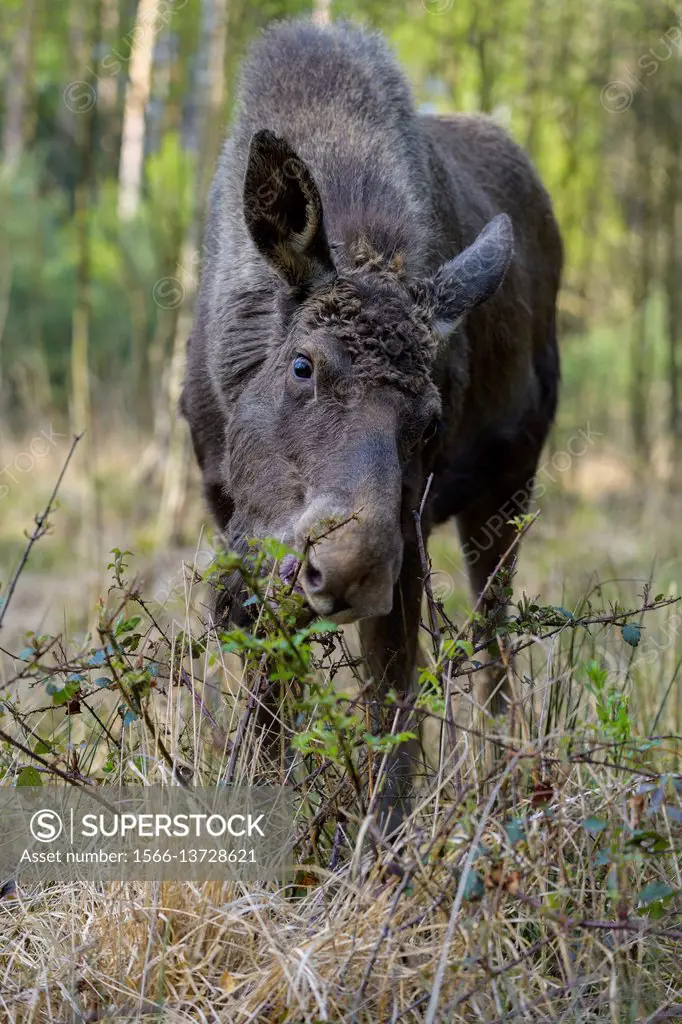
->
xmin=181 ymin=20 xmax=562 ymax=829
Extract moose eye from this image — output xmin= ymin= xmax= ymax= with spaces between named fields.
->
xmin=292 ymin=354 xmax=313 ymax=380
xmin=423 ymin=415 xmax=441 ymax=446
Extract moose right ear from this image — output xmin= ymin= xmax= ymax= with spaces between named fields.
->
xmin=430 ymin=213 xmax=514 ymax=338
xmin=243 ymin=130 xmax=336 ymax=290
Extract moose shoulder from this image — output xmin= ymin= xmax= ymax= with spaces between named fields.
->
xmin=181 ymin=19 xmax=562 ymax=827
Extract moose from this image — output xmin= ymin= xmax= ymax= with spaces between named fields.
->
xmin=181 ymin=18 xmax=562 ymax=829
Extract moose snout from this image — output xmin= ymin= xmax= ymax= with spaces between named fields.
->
xmin=295 ymin=502 xmax=402 ymax=623
xmin=302 ymin=544 xmax=396 ymax=623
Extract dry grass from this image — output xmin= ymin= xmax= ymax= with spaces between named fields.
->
xmin=1 ymin=428 xmax=681 ymax=1023
xmin=1 ymin=743 xmax=680 ymax=1022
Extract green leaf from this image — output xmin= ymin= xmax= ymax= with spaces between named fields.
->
xmin=461 ymin=869 xmax=484 ymax=901
xmin=363 ymin=731 xmax=416 ymax=753
xmin=583 ymin=816 xmax=608 ymax=836
xmin=302 ymin=619 xmax=338 ymax=636
xmin=16 ymin=766 xmax=42 ymax=786
xmin=607 ymin=864 xmax=619 ymax=894
xmin=501 ymin=819 xmax=522 ymax=843
xmin=52 ymin=680 xmax=80 ymax=706
xmin=627 ymin=829 xmax=670 ymax=854
xmin=504 ymin=818 xmax=526 ymax=845
xmin=34 ymin=740 xmax=52 ymax=754
xmin=621 ymin=623 xmax=642 ymax=647
xmin=455 ymin=639 xmax=474 ymax=657
xmin=115 ymin=616 xmax=141 ymax=636
xmin=259 ymin=538 xmax=301 ymax=562
xmin=636 ymin=881 xmax=674 ymax=908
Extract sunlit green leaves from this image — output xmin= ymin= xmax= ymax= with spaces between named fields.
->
xmin=621 ymin=622 xmax=642 ymax=647
xmin=504 ymin=818 xmax=526 ymax=846
xmin=636 ymin=880 xmax=675 ymax=917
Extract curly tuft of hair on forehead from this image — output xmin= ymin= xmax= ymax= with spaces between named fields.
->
xmin=296 ymin=269 xmax=439 ymax=395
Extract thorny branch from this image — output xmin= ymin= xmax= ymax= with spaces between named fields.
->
xmin=0 ymin=432 xmax=83 ymax=630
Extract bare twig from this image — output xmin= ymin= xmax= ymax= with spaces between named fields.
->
xmin=412 ymin=473 xmax=440 ymax=659
xmin=0 ymin=432 xmax=83 ymax=630
xmin=225 ymin=656 xmax=267 ymax=784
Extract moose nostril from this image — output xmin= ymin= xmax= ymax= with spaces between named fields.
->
xmin=305 ymin=560 xmax=323 ymax=591
xmin=303 ymin=557 xmax=352 ymax=615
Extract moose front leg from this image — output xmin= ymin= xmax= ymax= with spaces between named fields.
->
xmin=358 ymin=540 xmax=424 ymax=836
xmin=456 ymin=474 xmax=534 ymax=718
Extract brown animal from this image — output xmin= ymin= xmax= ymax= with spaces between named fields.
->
xmin=181 ymin=19 xmax=562 ymax=828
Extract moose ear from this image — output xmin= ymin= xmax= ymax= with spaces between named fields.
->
xmin=431 ymin=214 xmax=514 ymax=337
xmin=243 ymin=129 xmax=336 ymax=290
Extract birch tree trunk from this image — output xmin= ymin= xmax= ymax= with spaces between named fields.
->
xmin=665 ymin=112 xmax=681 ymax=484
xmin=156 ymin=0 xmax=230 ymax=546
xmin=0 ymin=239 xmax=11 ymax=409
xmin=98 ymin=0 xmax=120 ymax=113
xmin=69 ymin=0 xmax=101 ymax=574
xmin=117 ymin=0 xmax=159 ymax=221
xmin=630 ymin=106 xmax=653 ymax=465
xmin=1 ymin=0 xmax=35 ymax=173
xmin=523 ymin=0 xmax=544 ymax=161
xmin=312 ymin=0 xmax=332 ymax=26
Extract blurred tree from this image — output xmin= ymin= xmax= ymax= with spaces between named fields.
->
xmin=1 ymin=0 xmax=35 ymax=172
xmin=117 ymin=0 xmax=159 ymax=220
xmin=0 ymin=0 xmax=680 ymax=495
xmin=662 ymin=53 xmax=682 ymax=482
xmin=68 ymin=0 xmax=101 ymax=574
xmin=313 ymin=0 xmax=332 ymax=25
xmin=156 ymin=0 xmax=230 ymax=546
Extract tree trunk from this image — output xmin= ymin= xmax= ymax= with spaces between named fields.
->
xmin=98 ymin=0 xmax=120 ymax=113
xmin=471 ymin=5 xmax=495 ymax=114
xmin=196 ymin=0 xmax=230 ymax=209
xmin=69 ymin=0 xmax=100 ymax=570
xmin=665 ymin=113 xmax=682 ymax=483
xmin=156 ymin=0 xmax=230 ymax=546
xmin=1 ymin=0 xmax=35 ymax=172
xmin=312 ymin=0 xmax=332 ymax=26
xmin=630 ymin=108 xmax=653 ymax=465
xmin=135 ymin=21 xmax=187 ymax=481
xmin=117 ymin=0 xmax=159 ymax=221
xmin=524 ymin=0 xmax=544 ymax=160
xmin=0 ymin=239 xmax=12 ymax=410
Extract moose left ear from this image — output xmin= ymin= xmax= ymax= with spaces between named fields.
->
xmin=243 ymin=129 xmax=336 ymax=290
xmin=430 ymin=213 xmax=514 ymax=337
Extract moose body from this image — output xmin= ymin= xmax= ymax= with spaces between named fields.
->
xmin=182 ymin=19 xmax=562 ymax=825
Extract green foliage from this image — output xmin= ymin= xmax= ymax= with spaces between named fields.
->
xmin=416 ymin=666 xmax=445 ymax=714
xmin=504 ymin=818 xmax=526 ymax=846
xmin=16 ymin=766 xmax=42 ymax=786
xmin=1 ymin=521 xmax=681 ymax=1020
xmin=0 ymin=0 xmax=678 ymax=464
xmin=621 ymin=622 xmax=642 ymax=647
xmin=582 ymin=658 xmax=633 ymax=747
xmin=637 ymin=881 xmax=675 ymax=914
xmin=583 ymin=815 xmax=608 ymax=836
